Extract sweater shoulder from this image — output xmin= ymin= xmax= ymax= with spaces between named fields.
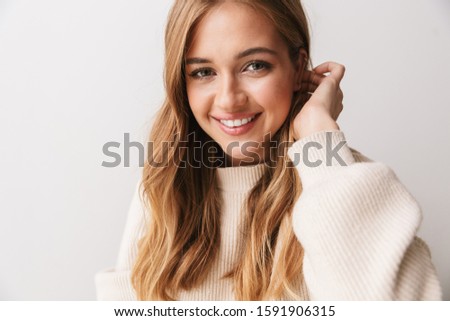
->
xmin=349 ymin=147 xmax=374 ymax=163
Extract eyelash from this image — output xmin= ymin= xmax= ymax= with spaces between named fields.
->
xmin=246 ymin=60 xmax=272 ymax=72
xmin=188 ymin=60 xmax=272 ymax=80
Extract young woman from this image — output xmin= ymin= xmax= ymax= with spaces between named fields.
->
xmin=95 ymin=0 xmax=442 ymax=300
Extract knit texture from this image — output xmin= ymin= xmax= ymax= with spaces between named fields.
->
xmin=95 ymin=131 xmax=442 ymax=300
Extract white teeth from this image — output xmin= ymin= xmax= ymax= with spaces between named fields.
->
xmin=225 ymin=120 xmax=234 ymax=127
xmin=220 ymin=116 xmax=255 ymax=128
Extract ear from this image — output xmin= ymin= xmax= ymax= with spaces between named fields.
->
xmin=293 ymin=48 xmax=308 ymax=92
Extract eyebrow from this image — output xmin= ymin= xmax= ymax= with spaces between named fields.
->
xmin=185 ymin=47 xmax=278 ymax=65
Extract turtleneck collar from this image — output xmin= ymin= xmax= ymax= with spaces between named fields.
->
xmin=216 ymin=163 xmax=266 ymax=193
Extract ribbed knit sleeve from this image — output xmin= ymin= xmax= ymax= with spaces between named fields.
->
xmin=287 ymin=130 xmax=442 ymax=300
xmin=95 ymin=182 xmax=148 ymax=300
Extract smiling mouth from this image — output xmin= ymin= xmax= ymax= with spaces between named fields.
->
xmin=219 ymin=115 xmax=258 ymax=128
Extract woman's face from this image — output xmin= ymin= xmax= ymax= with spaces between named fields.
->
xmin=185 ymin=2 xmax=303 ymax=166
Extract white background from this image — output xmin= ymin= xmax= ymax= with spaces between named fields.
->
xmin=0 ymin=0 xmax=449 ymax=300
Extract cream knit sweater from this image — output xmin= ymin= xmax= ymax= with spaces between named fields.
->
xmin=95 ymin=131 xmax=442 ymax=300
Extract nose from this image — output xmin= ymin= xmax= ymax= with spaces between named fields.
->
xmin=214 ymin=74 xmax=248 ymax=111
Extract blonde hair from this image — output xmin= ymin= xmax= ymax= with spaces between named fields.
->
xmin=132 ymin=0 xmax=311 ymax=300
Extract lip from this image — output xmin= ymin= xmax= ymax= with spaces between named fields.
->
xmin=212 ymin=113 xmax=261 ymax=136
xmin=211 ymin=112 xmax=260 ymax=121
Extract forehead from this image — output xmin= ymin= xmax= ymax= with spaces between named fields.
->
xmin=187 ymin=2 xmax=285 ymax=57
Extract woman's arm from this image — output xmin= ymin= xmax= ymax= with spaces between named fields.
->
xmin=95 ymin=182 xmax=148 ymax=300
xmin=287 ymin=130 xmax=442 ymax=300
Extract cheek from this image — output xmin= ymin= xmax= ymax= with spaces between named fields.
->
xmin=248 ymin=77 xmax=293 ymax=114
xmin=186 ymin=85 xmax=209 ymax=118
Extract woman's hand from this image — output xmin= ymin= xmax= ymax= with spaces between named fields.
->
xmin=293 ymin=62 xmax=345 ymax=141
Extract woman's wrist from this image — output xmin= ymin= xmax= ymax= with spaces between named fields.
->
xmin=294 ymin=111 xmax=340 ymax=141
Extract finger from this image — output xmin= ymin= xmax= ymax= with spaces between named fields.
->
xmin=313 ymin=61 xmax=344 ymax=75
xmin=300 ymin=81 xmax=318 ymax=93
xmin=302 ymin=69 xmax=325 ymax=85
xmin=313 ymin=62 xmax=345 ymax=83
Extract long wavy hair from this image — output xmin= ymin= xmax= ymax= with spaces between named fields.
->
xmin=132 ymin=0 xmax=311 ymax=300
